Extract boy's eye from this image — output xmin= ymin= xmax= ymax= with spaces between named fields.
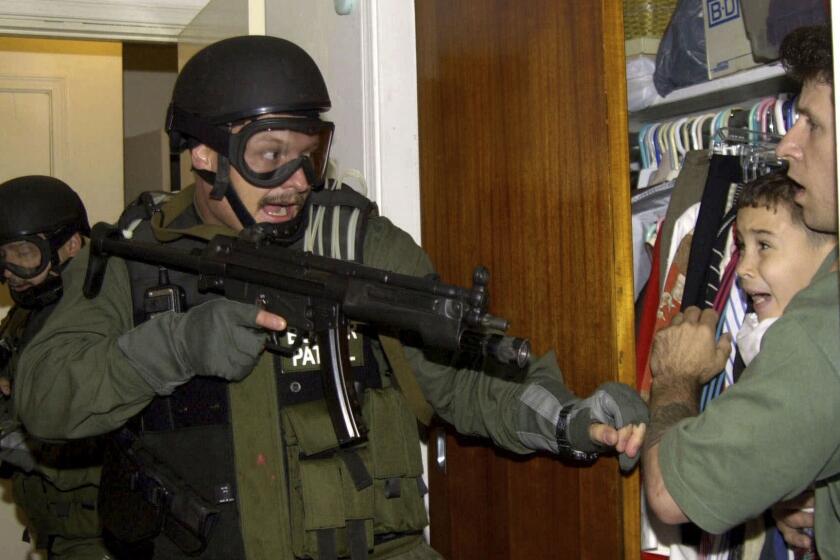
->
xmin=758 ymin=241 xmax=771 ymax=251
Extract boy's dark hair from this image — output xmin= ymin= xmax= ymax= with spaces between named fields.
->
xmin=738 ymin=171 xmax=832 ymax=245
xmin=779 ymin=25 xmax=833 ymax=85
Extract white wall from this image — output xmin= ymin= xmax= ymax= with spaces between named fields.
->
xmin=262 ymin=1 xmax=428 ymax=537
xmin=264 ymin=0 xmax=421 ymax=242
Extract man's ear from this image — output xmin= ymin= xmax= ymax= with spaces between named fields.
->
xmin=190 ymin=144 xmax=217 ymax=171
xmin=62 ymin=232 xmax=83 ymax=260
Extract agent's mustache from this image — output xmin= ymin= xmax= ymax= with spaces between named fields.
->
xmin=259 ymin=192 xmax=306 ymax=208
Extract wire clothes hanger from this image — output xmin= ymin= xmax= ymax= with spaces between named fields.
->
xmin=711 ymin=127 xmax=788 ymax=182
xmin=635 ymin=93 xmax=796 ymax=187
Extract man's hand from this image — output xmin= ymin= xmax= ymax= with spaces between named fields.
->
xmin=589 ymin=422 xmax=646 ymax=468
xmin=643 ymin=307 xmax=730 ymax=525
xmin=772 ymin=491 xmax=815 ymax=550
xmin=256 ymin=309 xmax=287 ymax=331
xmin=118 ymin=299 xmax=287 ymax=395
xmin=564 ymin=382 xmax=649 ymax=471
xmin=650 ymin=306 xmax=731 ymax=385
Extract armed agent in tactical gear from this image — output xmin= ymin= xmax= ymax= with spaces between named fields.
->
xmin=15 ymin=36 xmax=648 ymax=560
xmin=0 ymin=175 xmax=109 ymax=559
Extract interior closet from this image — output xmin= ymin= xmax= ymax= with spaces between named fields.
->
xmin=628 ymin=4 xmax=823 ymax=558
xmin=632 ymin=82 xmax=795 ymax=560
xmin=415 ymin=2 xmax=825 ymax=559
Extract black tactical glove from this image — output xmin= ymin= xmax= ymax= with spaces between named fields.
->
xmin=117 ymin=299 xmax=269 ymax=395
xmin=557 ymin=382 xmax=649 ymax=472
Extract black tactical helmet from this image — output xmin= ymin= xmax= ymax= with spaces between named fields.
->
xmin=165 ymin=35 xmax=334 ymax=235
xmin=0 ymin=175 xmax=89 ymax=308
xmin=0 ymin=175 xmax=90 ymax=245
xmin=171 ymin=35 xmax=331 ymax=127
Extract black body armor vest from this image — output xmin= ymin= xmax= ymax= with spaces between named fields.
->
xmin=100 ymin=185 xmax=390 ymax=560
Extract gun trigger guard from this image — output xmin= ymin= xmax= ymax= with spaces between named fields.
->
xmin=266 ymin=328 xmax=304 ymax=356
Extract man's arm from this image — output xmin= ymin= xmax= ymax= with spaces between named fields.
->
xmin=15 ymin=248 xmax=158 ymax=439
xmin=364 ymin=216 xmax=648 ymax=464
xmin=17 ymin=246 xmax=279 ymax=441
xmin=643 ymin=307 xmax=731 ymax=522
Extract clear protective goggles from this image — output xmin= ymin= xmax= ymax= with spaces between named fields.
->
xmin=228 ymin=117 xmax=334 ymax=189
xmin=0 ymin=236 xmax=50 ymax=280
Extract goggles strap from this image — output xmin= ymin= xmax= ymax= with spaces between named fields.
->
xmin=224 ymin=188 xmax=256 ymax=231
xmin=209 ymin=156 xmax=231 ymax=200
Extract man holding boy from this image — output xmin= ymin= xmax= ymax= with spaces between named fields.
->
xmin=643 ymin=24 xmax=840 ymax=557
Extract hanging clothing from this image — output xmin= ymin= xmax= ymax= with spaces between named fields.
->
xmin=681 ymin=155 xmax=742 ymax=310
xmin=632 ymin=181 xmax=676 ymax=301
xmin=659 ymin=151 xmax=711 ymax=289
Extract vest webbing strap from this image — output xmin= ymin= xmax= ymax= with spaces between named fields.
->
xmin=317 ymin=528 xmax=337 ymax=560
xmin=337 ymin=450 xmax=373 ymax=491
xmin=377 ymin=335 xmax=434 ymax=426
xmin=228 ymin=353 xmax=293 ymax=560
xmin=348 ymin=519 xmax=368 ymax=560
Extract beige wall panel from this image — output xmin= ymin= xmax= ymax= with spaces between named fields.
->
xmin=0 ymin=89 xmax=52 ymax=176
xmin=0 ymin=37 xmax=123 ymax=224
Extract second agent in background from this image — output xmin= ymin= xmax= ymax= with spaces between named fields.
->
xmin=643 ymin=25 xmax=840 ymax=558
xmin=14 ymin=36 xmax=648 ymax=559
xmin=0 ymin=176 xmax=108 ymax=559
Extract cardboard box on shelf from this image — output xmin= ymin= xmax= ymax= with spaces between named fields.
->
xmin=703 ymin=0 xmax=760 ymax=80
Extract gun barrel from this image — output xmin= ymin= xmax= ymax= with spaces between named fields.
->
xmin=460 ymin=332 xmax=531 ymax=368
xmin=480 ymin=314 xmax=509 ymax=332
xmin=485 ymin=334 xmax=531 ymax=369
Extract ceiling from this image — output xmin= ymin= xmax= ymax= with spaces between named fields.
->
xmin=0 ymin=0 xmax=211 ymax=42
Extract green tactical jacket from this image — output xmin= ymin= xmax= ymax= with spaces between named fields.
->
xmin=1 ymin=298 xmax=105 ymax=555
xmin=14 ymin=187 xmax=577 ymax=557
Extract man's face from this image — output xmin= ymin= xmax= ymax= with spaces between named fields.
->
xmin=735 ymin=204 xmax=834 ymax=320
xmin=776 ymin=80 xmax=838 ymax=233
xmin=1 ymin=235 xmax=77 ymax=293
xmin=1 ymin=238 xmax=52 ymax=292
xmin=198 ymin=115 xmax=324 ymax=231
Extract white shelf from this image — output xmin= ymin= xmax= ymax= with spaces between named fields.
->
xmin=630 ymin=63 xmax=795 ymax=127
xmin=649 ymin=63 xmax=785 ymax=107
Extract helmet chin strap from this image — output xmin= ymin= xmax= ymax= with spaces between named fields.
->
xmin=11 ymin=268 xmax=64 ymax=309
xmin=196 ymin=156 xmax=256 ymax=229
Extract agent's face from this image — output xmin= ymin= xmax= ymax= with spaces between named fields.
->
xmin=1 ymin=238 xmax=52 ymax=292
xmin=194 ymin=115 xmax=323 ymax=231
xmin=736 ymin=204 xmax=835 ymax=320
xmin=776 ymin=80 xmax=838 ymax=233
xmin=1 ymin=235 xmax=77 ymax=292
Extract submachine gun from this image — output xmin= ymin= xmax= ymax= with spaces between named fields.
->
xmin=83 ymin=222 xmax=530 ymax=447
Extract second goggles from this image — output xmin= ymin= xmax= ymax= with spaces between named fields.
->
xmin=168 ymin=106 xmax=334 ymax=189
xmin=0 ymin=236 xmax=52 ymax=280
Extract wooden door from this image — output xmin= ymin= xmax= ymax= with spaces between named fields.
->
xmin=415 ymin=2 xmax=637 ymax=558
